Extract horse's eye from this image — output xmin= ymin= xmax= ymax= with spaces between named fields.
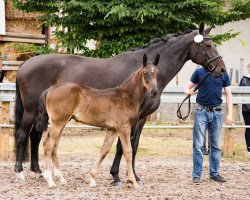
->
xmin=206 ymin=44 xmax=211 ymax=48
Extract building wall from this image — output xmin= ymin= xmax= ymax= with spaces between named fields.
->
xmin=175 ymin=19 xmax=250 ymax=86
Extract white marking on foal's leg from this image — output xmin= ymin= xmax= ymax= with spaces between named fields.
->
xmin=89 ymin=174 xmax=97 ymax=188
xmin=15 ymin=171 xmax=25 ymax=181
xmin=54 ymin=168 xmax=67 ymax=185
xmin=43 ymin=170 xmax=56 ymax=188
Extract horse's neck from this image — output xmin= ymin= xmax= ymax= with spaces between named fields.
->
xmin=122 ymin=69 xmax=147 ymax=105
xmin=147 ymin=33 xmax=193 ymax=91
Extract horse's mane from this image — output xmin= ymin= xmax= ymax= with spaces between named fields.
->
xmin=128 ymin=29 xmax=193 ymax=52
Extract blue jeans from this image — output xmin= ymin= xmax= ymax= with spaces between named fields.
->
xmin=192 ymin=104 xmax=223 ymax=178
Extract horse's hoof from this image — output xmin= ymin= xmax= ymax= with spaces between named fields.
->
xmin=15 ymin=171 xmax=25 ymax=181
xmin=112 ymin=181 xmax=122 ymax=187
xmin=137 ymin=180 xmax=143 ymax=185
xmin=31 ymin=165 xmax=42 ymax=174
xmin=34 ymin=169 xmax=42 ymax=174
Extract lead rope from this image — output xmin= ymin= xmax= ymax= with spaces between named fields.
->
xmin=177 ymin=72 xmax=210 ymax=120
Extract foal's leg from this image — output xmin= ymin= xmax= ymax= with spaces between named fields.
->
xmin=51 ymin=129 xmax=67 ymax=185
xmin=110 ymin=117 xmax=146 ymax=185
xmin=118 ymin=125 xmax=138 ymax=188
xmin=43 ymin=124 xmax=63 ymax=188
xmin=90 ymin=129 xmax=118 ymax=187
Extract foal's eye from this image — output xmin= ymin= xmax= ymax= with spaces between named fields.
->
xmin=144 ymin=72 xmax=150 ymax=82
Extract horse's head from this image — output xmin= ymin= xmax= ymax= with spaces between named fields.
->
xmin=141 ymin=54 xmax=160 ymax=98
xmin=189 ymin=22 xmax=226 ymax=77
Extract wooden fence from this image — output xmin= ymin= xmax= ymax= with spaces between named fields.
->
xmin=1 ymin=82 xmax=250 ymax=159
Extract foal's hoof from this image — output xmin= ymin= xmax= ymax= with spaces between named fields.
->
xmin=112 ymin=181 xmax=122 ymax=187
xmin=89 ymin=178 xmax=97 ymax=188
xmin=60 ymin=178 xmax=68 ymax=186
xmin=127 ymin=180 xmax=139 ymax=188
xmin=48 ymin=182 xmax=57 ymax=189
xmin=15 ymin=171 xmax=25 ymax=181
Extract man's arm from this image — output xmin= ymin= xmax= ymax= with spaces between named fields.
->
xmin=224 ymin=86 xmax=233 ymax=125
xmin=185 ymin=81 xmax=196 ymax=96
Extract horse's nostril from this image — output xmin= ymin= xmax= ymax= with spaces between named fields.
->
xmin=221 ymin=68 xmax=225 ymax=73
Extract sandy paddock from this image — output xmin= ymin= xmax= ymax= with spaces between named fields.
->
xmin=0 ymin=129 xmax=249 ymax=200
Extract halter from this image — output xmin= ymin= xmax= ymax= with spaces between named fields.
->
xmin=191 ymin=36 xmax=222 ymax=73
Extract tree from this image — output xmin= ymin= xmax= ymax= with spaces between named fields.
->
xmin=13 ymin=0 xmax=250 ymax=57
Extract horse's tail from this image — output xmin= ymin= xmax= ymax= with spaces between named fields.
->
xmin=14 ymin=65 xmax=25 ymax=156
xmin=35 ymin=89 xmax=49 ymax=133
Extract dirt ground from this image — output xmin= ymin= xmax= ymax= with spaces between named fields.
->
xmin=0 ymin=129 xmax=250 ymax=200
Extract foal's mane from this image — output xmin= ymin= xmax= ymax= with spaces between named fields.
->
xmin=115 ymin=65 xmax=144 ymax=89
xmin=128 ymin=29 xmax=192 ymax=52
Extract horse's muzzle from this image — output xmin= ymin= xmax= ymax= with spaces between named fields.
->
xmin=151 ymin=89 xmax=158 ymax=98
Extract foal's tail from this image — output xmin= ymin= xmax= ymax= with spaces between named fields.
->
xmin=35 ymin=89 xmax=49 ymax=133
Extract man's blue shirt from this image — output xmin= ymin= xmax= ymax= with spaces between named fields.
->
xmin=190 ymin=67 xmax=231 ymax=107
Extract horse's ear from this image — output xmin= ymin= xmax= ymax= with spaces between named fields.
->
xmin=143 ymin=54 xmax=148 ymax=67
xmin=153 ymin=54 xmax=160 ymax=66
xmin=204 ymin=26 xmax=213 ymax=34
xmin=199 ymin=22 xmax=205 ymax=34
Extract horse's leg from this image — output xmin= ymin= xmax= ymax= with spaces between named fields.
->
xmin=43 ymin=124 xmax=62 ymax=188
xmin=118 ymin=125 xmax=138 ymax=188
xmin=30 ymin=128 xmax=43 ymax=173
xmin=14 ymin=111 xmax=35 ymax=181
xmin=90 ymin=129 xmax=118 ymax=187
xmin=51 ymin=129 xmax=67 ymax=185
xmin=131 ymin=117 xmax=147 ymax=182
xmin=110 ymin=117 xmax=146 ymax=185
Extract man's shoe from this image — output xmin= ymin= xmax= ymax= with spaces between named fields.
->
xmin=210 ymin=174 xmax=227 ymax=183
xmin=192 ymin=177 xmax=201 ymax=184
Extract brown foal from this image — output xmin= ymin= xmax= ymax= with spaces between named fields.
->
xmin=35 ymin=54 xmax=160 ymax=188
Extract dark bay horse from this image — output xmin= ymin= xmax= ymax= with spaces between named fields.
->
xmin=35 ymin=54 xmax=159 ymax=188
xmin=14 ymin=22 xmax=226 ymax=184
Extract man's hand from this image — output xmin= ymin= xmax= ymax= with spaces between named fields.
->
xmin=226 ymin=114 xmax=233 ymax=125
xmin=185 ymin=81 xmax=196 ymax=96
xmin=188 ymin=88 xmax=196 ymax=96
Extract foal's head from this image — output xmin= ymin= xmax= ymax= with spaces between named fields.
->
xmin=141 ymin=54 xmax=160 ymax=98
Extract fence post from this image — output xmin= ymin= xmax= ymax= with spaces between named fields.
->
xmin=222 ymin=104 xmax=237 ymax=157
xmin=0 ymin=102 xmax=10 ymax=159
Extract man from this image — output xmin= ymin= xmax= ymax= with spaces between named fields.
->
xmin=185 ymin=66 xmax=233 ymax=184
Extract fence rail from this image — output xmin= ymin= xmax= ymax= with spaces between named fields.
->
xmin=1 ymin=83 xmax=250 ymax=103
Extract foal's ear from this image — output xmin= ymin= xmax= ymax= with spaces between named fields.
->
xmin=199 ymin=22 xmax=205 ymax=34
xmin=143 ymin=53 xmax=148 ymax=67
xmin=153 ymin=54 xmax=160 ymax=66
xmin=204 ymin=26 xmax=213 ymax=34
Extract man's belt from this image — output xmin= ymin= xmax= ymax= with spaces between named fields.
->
xmin=197 ymin=104 xmax=222 ymax=112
